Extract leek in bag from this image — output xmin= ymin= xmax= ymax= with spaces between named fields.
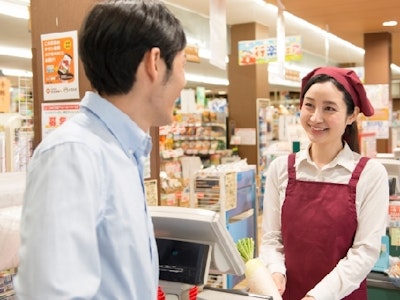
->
xmin=236 ymin=237 xmax=282 ymax=300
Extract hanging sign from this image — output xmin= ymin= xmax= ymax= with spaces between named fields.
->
xmin=209 ymin=0 xmax=227 ymax=70
xmin=238 ymin=35 xmax=302 ymax=66
xmin=41 ymin=30 xmax=79 ymax=101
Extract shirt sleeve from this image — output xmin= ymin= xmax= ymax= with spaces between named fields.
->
xmin=14 ymin=142 xmax=104 ymax=300
xmin=259 ymin=156 xmax=288 ymax=275
xmin=308 ymin=160 xmax=389 ymax=299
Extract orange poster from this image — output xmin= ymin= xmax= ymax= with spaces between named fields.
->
xmin=41 ymin=31 xmax=79 ymax=101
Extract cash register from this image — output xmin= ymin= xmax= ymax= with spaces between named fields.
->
xmin=150 ymin=206 xmax=271 ymax=300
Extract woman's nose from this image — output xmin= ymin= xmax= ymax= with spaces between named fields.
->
xmin=310 ymin=109 xmax=323 ymax=122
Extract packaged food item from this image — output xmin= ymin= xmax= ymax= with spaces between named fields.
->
xmin=202 ymin=111 xmax=210 ymax=123
xmin=387 ymin=261 xmax=400 ymax=288
xmin=388 ymin=261 xmax=400 ymax=277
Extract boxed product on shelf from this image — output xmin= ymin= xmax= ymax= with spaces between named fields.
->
xmin=191 ymin=162 xmax=256 ymax=211
xmin=0 ymin=269 xmax=16 ymax=300
xmin=226 ymin=168 xmax=256 ymax=219
xmin=389 ymin=201 xmax=400 ymax=228
xmin=192 ymin=171 xmax=237 ymax=212
xmin=160 ymin=176 xmax=184 ymax=207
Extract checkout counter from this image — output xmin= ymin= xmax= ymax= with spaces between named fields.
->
xmin=368 ymin=234 xmax=400 ymax=299
xmin=367 ymin=271 xmax=400 ymax=299
xmin=368 ymin=156 xmax=400 ymax=299
xmin=150 ymin=206 xmax=270 ymax=300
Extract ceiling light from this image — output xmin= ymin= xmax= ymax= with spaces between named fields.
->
xmin=1 ymin=68 xmax=32 ymax=77
xmin=0 ymin=0 xmax=30 ymax=19
xmin=186 ymin=73 xmax=229 ymax=86
xmin=198 ymin=48 xmax=229 ymax=62
xmin=391 ymin=64 xmax=400 ymax=74
xmin=0 ymin=46 xmax=32 ymax=59
xmin=383 ymin=20 xmax=398 ymax=27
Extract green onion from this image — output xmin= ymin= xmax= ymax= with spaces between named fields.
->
xmin=236 ymin=237 xmax=255 ymax=263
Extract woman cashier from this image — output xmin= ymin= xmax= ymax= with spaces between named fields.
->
xmin=260 ymin=66 xmax=389 ymax=300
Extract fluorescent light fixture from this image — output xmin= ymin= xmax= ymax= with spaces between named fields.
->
xmin=186 ymin=36 xmax=207 ymax=49
xmin=383 ymin=20 xmax=398 ymax=27
xmin=0 ymin=0 xmax=30 ymax=19
xmin=198 ymin=48 xmax=229 ymax=62
xmin=391 ymin=63 xmax=400 ymax=74
xmin=1 ymin=68 xmax=32 ymax=77
xmin=254 ymin=1 xmax=365 ymax=57
xmin=282 ymin=9 xmax=365 ymax=56
xmin=198 ymin=48 xmax=211 ymax=59
xmin=0 ymin=46 xmax=32 ymax=59
xmin=186 ymin=73 xmax=229 ymax=86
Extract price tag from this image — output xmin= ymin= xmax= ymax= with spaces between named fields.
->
xmin=389 ymin=227 xmax=400 ymax=246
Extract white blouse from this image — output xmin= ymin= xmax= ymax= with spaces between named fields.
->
xmin=260 ymin=143 xmax=389 ymax=299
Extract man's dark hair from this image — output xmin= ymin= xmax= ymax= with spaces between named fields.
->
xmin=79 ymin=0 xmax=186 ymax=96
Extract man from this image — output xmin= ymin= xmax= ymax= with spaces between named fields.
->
xmin=14 ymin=1 xmax=187 ymax=299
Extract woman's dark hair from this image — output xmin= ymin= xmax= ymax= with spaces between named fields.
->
xmin=78 ymin=0 xmax=186 ymax=96
xmin=301 ymin=74 xmax=360 ymax=153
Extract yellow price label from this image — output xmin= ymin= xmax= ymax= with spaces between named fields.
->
xmin=389 ymin=227 xmax=400 ymax=246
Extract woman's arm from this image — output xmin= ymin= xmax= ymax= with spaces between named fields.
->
xmin=259 ymin=156 xmax=288 ymax=275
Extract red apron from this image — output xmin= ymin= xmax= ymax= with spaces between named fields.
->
xmin=281 ymin=154 xmax=369 ymax=300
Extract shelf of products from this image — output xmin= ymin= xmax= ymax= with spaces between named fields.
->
xmin=0 ymin=113 xmax=33 ymax=173
xmin=160 ymin=111 xmax=228 ymax=160
xmin=0 ymin=268 xmax=16 ymax=300
xmin=159 ymin=111 xmax=231 ymax=207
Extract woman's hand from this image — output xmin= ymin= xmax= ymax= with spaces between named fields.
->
xmin=271 ymin=272 xmax=286 ymax=295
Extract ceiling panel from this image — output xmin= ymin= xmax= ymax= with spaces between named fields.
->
xmin=166 ymin=0 xmax=400 ymax=77
xmin=278 ymin=0 xmax=400 ymax=67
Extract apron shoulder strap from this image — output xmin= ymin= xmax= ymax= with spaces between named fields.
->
xmin=287 ymin=153 xmax=296 ymax=180
xmin=348 ymin=156 xmax=370 ymax=188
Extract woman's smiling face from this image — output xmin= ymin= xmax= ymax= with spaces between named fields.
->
xmin=300 ymin=81 xmax=356 ymax=147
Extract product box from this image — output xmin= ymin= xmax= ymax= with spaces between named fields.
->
xmin=192 ymin=171 xmax=237 ymax=212
xmin=389 ymin=201 xmax=400 ymax=228
xmin=0 ymin=270 xmax=15 ymax=300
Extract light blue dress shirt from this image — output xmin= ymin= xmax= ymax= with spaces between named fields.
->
xmin=14 ymin=91 xmax=159 ymax=300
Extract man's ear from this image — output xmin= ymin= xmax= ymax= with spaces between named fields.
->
xmin=144 ymin=47 xmax=161 ymax=82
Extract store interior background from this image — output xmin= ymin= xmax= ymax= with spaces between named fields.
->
xmin=1 ymin=0 xmax=399 ymax=162
xmin=1 ymin=0 xmax=400 ymax=297
xmin=1 ymin=1 xmax=400 ymax=222
xmin=1 ymin=0 xmax=400 ymax=246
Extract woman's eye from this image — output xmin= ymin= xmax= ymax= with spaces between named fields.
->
xmin=325 ymin=106 xmax=336 ymax=112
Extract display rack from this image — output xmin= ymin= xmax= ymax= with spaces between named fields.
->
xmin=18 ymin=77 xmax=33 ymax=117
xmin=0 ymin=113 xmax=33 ymax=172
xmin=160 ymin=111 xmax=228 ymax=164
xmin=191 ymin=166 xmax=257 ymax=289
xmin=159 ymin=112 xmax=230 ymax=207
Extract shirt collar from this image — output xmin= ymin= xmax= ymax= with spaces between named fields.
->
xmin=80 ymin=91 xmax=152 ymax=159
xmin=296 ymin=142 xmax=355 ymax=172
